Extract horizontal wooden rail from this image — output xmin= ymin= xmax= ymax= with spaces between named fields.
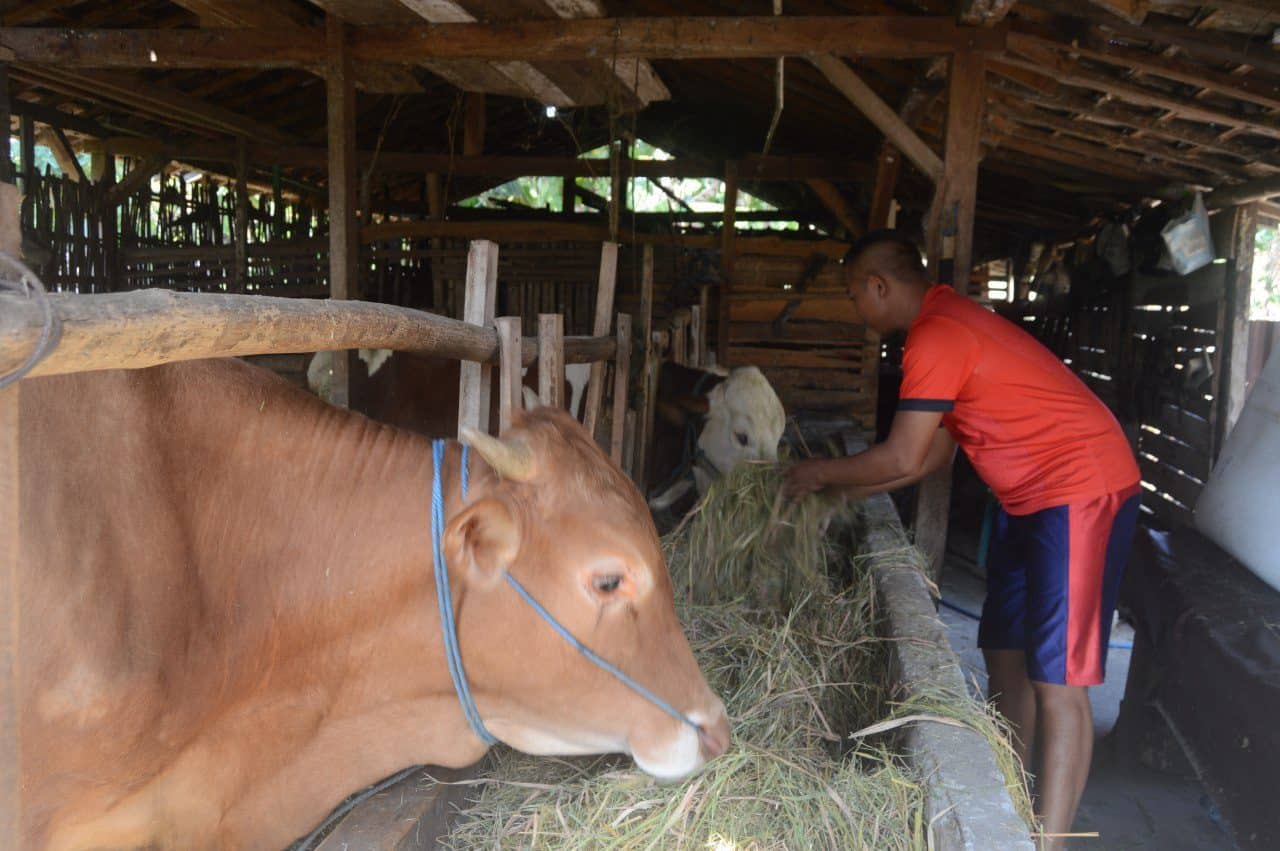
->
xmin=0 ymin=290 xmax=615 ymax=378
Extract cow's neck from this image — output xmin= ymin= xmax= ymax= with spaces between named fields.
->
xmin=178 ymin=374 xmax=492 ymax=834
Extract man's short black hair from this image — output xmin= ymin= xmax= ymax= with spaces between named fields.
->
xmin=843 ymin=229 xmax=925 ymax=278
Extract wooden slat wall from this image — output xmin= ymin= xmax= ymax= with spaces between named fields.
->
xmin=726 ymin=252 xmax=875 ymax=431
xmin=1018 ymin=260 xmax=1229 ymax=531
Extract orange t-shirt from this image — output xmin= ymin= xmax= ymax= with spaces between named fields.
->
xmin=899 ymin=285 xmax=1139 ymax=515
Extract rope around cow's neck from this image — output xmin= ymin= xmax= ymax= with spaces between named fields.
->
xmin=429 ymin=439 xmax=701 ymax=748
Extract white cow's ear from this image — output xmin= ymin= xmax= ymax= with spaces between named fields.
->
xmin=521 ymin=385 xmax=542 ymax=411
xmin=444 ymin=498 xmax=519 ymax=588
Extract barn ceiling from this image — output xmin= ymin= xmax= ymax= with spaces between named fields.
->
xmin=2 ymin=0 xmax=1279 ymax=255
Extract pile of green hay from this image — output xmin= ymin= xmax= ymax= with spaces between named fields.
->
xmin=442 ymin=464 xmax=1031 ymax=850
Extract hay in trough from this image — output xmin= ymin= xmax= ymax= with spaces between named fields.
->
xmin=442 ymin=464 xmax=1031 ymax=849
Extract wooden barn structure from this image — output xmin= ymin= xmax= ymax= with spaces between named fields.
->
xmin=2 ymin=0 xmax=1280 ymax=847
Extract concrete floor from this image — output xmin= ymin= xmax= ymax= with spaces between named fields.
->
xmin=938 ymin=560 xmax=1239 ymax=851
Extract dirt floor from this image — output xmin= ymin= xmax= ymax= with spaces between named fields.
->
xmin=938 ymin=559 xmax=1240 ymax=851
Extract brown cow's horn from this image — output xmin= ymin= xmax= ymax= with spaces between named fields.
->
xmin=460 ymin=427 xmax=536 ymax=482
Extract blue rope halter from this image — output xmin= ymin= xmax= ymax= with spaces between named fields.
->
xmin=429 ymin=439 xmax=701 ymax=747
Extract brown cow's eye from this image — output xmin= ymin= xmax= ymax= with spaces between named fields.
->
xmin=593 ymin=574 xmax=623 ymax=594
xmin=735 ymin=432 xmax=749 ymax=446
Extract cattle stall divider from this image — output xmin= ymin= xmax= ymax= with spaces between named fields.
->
xmin=0 ymin=231 xmax=640 ymax=848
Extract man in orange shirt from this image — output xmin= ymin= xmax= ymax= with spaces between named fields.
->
xmin=785 ymin=231 xmax=1140 ymax=848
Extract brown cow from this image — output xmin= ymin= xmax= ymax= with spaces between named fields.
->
xmin=19 ymin=358 xmax=729 ymax=850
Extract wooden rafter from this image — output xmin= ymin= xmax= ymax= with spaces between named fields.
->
xmin=1010 ymin=28 xmax=1280 ymax=113
xmin=1000 ymin=40 xmax=1280 ymax=142
xmin=1027 ymin=0 xmax=1280 ymax=79
xmin=0 ymin=19 xmax=1007 ymax=68
xmin=810 ymin=55 xmax=943 ymax=182
xmin=959 ymin=0 xmax=1019 ymax=26
xmin=9 ymin=65 xmax=294 ymax=144
xmin=804 ymin=179 xmax=863 ymax=237
xmin=989 ymin=78 xmax=1276 ymax=166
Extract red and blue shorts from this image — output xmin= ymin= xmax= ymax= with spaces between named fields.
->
xmin=978 ymin=484 xmax=1142 ymax=686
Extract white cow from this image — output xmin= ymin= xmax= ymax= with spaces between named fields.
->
xmin=648 ymin=364 xmax=785 ymax=511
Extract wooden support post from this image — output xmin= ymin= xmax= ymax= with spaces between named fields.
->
xmin=608 ymin=139 xmax=624 ymax=241
xmin=868 ymin=145 xmax=901 ymax=230
xmin=0 ymin=67 xmax=10 ymax=185
xmin=537 ymin=313 xmax=564 ymax=409
xmin=1220 ymin=202 xmax=1257 ymax=449
xmin=463 ymin=92 xmax=485 ymax=157
xmin=458 ymin=240 xmax=499 ymax=436
xmin=717 ymin=161 xmax=738 ymax=367
xmin=690 ymin=304 xmax=703 ymax=366
xmin=623 ymin=409 xmax=637 ymax=480
xmin=326 ymin=14 xmax=357 ymax=407
xmin=234 ymin=136 xmax=248 ymax=293
xmin=698 ymin=284 xmax=710 ymax=366
xmin=582 ymin=242 xmax=618 ymax=435
xmin=18 ymin=117 xmax=33 ymax=196
xmin=495 ymin=315 xmax=522 ymax=435
xmin=671 ymin=313 xmax=688 ymax=365
xmin=635 ymin=244 xmax=655 ymax=488
xmin=560 ymin=176 xmax=575 ymax=216
xmin=42 ymin=126 xmax=86 ymax=184
xmin=0 ymin=179 xmax=21 ymax=850
xmin=914 ymin=50 xmax=985 ymax=584
xmin=611 ymin=312 xmax=632 ymax=466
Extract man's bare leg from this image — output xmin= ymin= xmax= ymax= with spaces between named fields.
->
xmin=1031 ymin=681 xmax=1093 ymax=850
xmin=984 ymin=648 xmax=1036 ymax=768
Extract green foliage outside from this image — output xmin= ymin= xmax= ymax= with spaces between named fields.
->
xmin=1252 ymin=225 xmax=1280 ymax=321
xmin=8 ymin=138 xmax=93 ymax=180
xmin=460 ymin=139 xmax=800 ymax=231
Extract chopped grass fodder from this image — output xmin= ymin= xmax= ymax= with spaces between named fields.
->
xmin=444 ymin=464 xmax=1031 ymax=849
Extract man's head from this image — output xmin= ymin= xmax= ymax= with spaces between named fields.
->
xmin=843 ymin=230 xmax=931 ymax=336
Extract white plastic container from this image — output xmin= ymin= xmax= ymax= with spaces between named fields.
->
xmin=1195 ymin=345 xmax=1280 ymax=593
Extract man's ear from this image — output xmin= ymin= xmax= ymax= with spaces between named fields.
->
xmin=443 ymin=498 xmax=520 ymax=588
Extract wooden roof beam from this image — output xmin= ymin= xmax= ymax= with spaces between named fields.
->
xmin=988 ymin=76 xmax=1275 ymax=165
xmin=1010 ymin=28 xmax=1280 ymax=113
xmin=804 ymin=178 xmax=864 ymax=238
xmin=811 ymin=54 xmax=944 ymax=182
xmin=999 ymin=40 xmax=1280 ymax=141
xmin=0 ymin=18 xmax=1006 ymax=68
xmin=1026 ymin=0 xmax=1280 ymax=79
xmin=1207 ymin=174 xmax=1280 ymax=209
xmin=959 ymin=1 xmax=1019 ymax=26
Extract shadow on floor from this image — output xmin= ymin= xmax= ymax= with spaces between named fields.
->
xmin=938 ymin=560 xmax=1238 ymax=851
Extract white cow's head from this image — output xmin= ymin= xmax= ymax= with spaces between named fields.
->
xmin=692 ymin=366 xmax=785 ymax=494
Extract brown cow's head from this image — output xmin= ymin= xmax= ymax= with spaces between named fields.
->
xmin=445 ymin=407 xmax=730 ymax=780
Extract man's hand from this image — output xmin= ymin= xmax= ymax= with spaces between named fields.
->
xmin=783 ymin=458 xmax=833 ymax=501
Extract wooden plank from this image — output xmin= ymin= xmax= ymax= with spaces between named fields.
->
xmin=635 ymin=245 xmax=655 ymax=490
xmin=1139 ymin=428 xmax=1211 ymax=483
xmin=762 ymin=367 xmax=871 ymax=391
xmin=233 ymin=136 xmax=248 ymax=293
xmin=731 ymin=346 xmax=864 ymax=369
xmin=1209 ymin=176 xmax=1280 ymax=211
xmin=0 ymin=293 xmax=619 ymax=378
xmin=960 ymin=0 xmax=1019 ymax=25
xmin=458 ymin=240 xmax=499 ymax=436
xmin=671 ymin=313 xmax=688 ymax=365
xmin=1221 ymin=203 xmax=1257 ymax=443
xmin=689 ymin=304 xmax=702 ymax=367
xmin=496 ymin=316 xmax=521 ymax=435
xmin=582 ymin=241 xmax=618 ymax=435
xmin=623 ymin=408 xmax=637 ymax=480
xmin=810 ymin=54 xmax=944 ymax=183
xmin=868 ymin=144 xmax=901 ymax=230
xmin=610 ymin=312 xmax=631 ymax=465
xmin=0 ymin=18 xmax=1005 ymax=67
xmin=1154 ymin=403 xmax=1213 ymax=454
xmin=0 ymin=381 xmax=17 ymax=851
xmin=1140 ymin=459 xmax=1204 ymax=513
xmin=776 ymin=387 xmax=875 ymax=412
xmin=537 ymin=313 xmax=564 ymax=409
xmin=313 ymin=766 xmax=470 ymax=851
xmin=325 ymin=15 xmax=356 ymax=408
xmin=804 ymin=177 xmax=863 ymax=237
xmin=718 ymin=161 xmax=738 ymax=366
xmin=943 ymin=50 xmax=986 ymax=284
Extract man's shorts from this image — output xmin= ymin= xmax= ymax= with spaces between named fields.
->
xmin=978 ymin=484 xmax=1142 ymax=686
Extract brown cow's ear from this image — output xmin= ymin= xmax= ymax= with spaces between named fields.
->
xmin=444 ymin=498 xmax=520 ymax=588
